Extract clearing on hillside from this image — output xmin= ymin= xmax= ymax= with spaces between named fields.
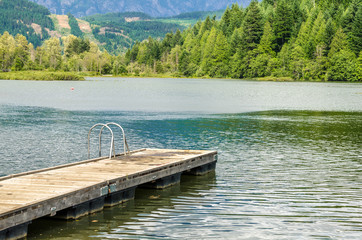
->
xmin=56 ymin=15 xmax=71 ymax=29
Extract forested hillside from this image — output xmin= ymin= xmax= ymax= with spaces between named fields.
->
xmin=1 ymin=0 xmax=361 ymax=82
xmin=124 ymin=0 xmax=361 ymax=81
xmin=0 ymin=0 xmax=228 ymax=55
xmin=29 ymin=0 xmax=252 ymax=17
xmin=83 ymin=12 xmax=184 ymax=54
xmin=0 ymin=0 xmax=54 ymax=47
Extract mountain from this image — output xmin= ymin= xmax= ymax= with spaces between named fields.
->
xmin=0 ymin=0 xmax=55 ymax=47
xmin=29 ymin=0 xmax=252 ymax=17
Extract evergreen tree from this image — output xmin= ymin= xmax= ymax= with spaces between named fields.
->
xmin=230 ymin=3 xmax=244 ymax=30
xmin=198 ymin=16 xmax=213 ymax=37
xmin=201 ymin=27 xmax=218 ymax=74
xmin=323 ymin=18 xmax=337 ymax=52
xmin=349 ymin=4 xmax=362 ymax=54
xmin=258 ymin=21 xmax=275 ymax=55
xmin=357 ymin=52 xmax=362 ymax=81
xmin=329 ymin=28 xmax=349 ymax=57
xmin=241 ymin=0 xmax=263 ymax=51
xmin=327 ymin=28 xmax=357 ymax=81
xmin=341 ymin=0 xmax=360 ymax=35
xmin=210 ymin=32 xmax=229 ymax=77
xmin=179 ymin=49 xmax=192 ymax=76
xmin=229 ymin=28 xmax=242 ymax=56
xmin=273 ymin=0 xmax=294 ymax=51
xmin=220 ymin=7 xmax=232 ymax=37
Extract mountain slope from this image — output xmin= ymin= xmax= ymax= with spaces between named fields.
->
xmin=0 ymin=0 xmax=54 ymax=47
xmin=29 ymin=0 xmax=252 ymax=17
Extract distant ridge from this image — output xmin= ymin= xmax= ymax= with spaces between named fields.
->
xmin=29 ymin=0 xmax=252 ymax=17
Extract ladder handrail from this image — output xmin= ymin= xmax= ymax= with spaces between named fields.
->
xmin=99 ymin=122 xmax=130 ymax=157
xmin=88 ymin=123 xmax=114 ymax=159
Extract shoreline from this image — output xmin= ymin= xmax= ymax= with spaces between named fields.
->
xmin=0 ymin=71 xmax=85 ymax=81
xmin=0 ymin=71 xmax=360 ymax=83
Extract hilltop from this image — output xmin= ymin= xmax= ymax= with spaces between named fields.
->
xmin=29 ymin=0 xmax=252 ymax=17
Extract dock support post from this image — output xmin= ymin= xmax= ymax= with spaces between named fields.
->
xmin=52 ymin=202 xmax=90 ymax=220
xmin=185 ymin=161 xmax=217 ymax=176
xmin=104 ymin=187 xmax=136 ymax=207
xmin=51 ymin=196 xmax=105 ymax=220
xmin=141 ymin=172 xmax=182 ymax=189
xmin=0 ymin=221 xmax=31 ymax=240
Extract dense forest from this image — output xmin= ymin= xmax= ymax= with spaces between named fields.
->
xmin=0 ymin=0 xmax=361 ymax=81
xmin=124 ymin=0 xmax=361 ymax=81
xmin=0 ymin=0 xmax=54 ymax=47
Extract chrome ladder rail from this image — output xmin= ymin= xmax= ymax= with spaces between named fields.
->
xmin=88 ymin=123 xmax=115 ymax=159
xmin=98 ymin=122 xmax=130 ymax=157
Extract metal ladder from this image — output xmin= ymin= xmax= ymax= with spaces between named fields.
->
xmin=88 ymin=123 xmax=130 ymax=159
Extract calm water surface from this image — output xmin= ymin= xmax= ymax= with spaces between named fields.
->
xmin=0 ymin=78 xmax=361 ymax=239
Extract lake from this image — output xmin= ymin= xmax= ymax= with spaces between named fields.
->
xmin=0 ymin=77 xmax=361 ymax=239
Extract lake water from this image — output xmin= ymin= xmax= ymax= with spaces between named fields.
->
xmin=0 ymin=78 xmax=361 ymax=239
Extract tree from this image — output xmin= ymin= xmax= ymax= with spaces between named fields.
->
xmin=329 ymin=28 xmax=349 ymax=57
xmin=258 ymin=21 xmax=275 ymax=55
xmin=201 ymin=27 xmax=217 ymax=74
xmin=327 ymin=27 xmax=357 ymax=81
xmin=327 ymin=49 xmax=357 ymax=81
xmin=0 ymin=32 xmax=15 ymax=71
xmin=290 ymin=44 xmax=308 ymax=80
xmin=357 ymin=52 xmax=362 ymax=81
xmin=43 ymin=37 xmax=62 ymax=70
xmin=323 ymin=18 xmax=337 ymax=53
xmin=230 ymin=3 xmax=243 ymax=31
xmin=220 ymin=7 xmax=232 ymax=37
xmin=349 ymin=4 xmax=362 ymax=54
xmin=210 ymin=32 xmax=229 ymax=77
xmin=13 ymin=34 xmax=30 ymax=70
xmin=241 ymin=0 xmax=263 ymax=51
xmin=229 ymin=28 xmax=242 ymax=56
xmin=198 ymin=16 xmax=213 ymax=37
xmin=273 ymin=0 xmax=294 ymax=51
xmin=341 ymin=0 xmax=359 ymax=36
xmin=179 ymin=50 xmax=192 ymax=76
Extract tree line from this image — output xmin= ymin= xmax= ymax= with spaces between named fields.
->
xmin=0 ymin=0 xmax=361 ymax=81
xmin=124 ymin=0 xmax=361 ymax=81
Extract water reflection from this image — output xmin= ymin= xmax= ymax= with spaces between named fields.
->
xmin=1 ymin=107 xmax=362 ymax=239
xmin=28 ymin=174 xmax=217 ymax=239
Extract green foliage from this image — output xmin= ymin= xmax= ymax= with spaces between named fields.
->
xmin=0 ymin=0 xmax=54 ymax=47
xmin=327 ymin=49 xmax=357 ymax=81
xmin=118 ymin=0 xmax=360 ymax=81
xmin=241 ymin=1 xmax=264 ymax=51
xmin=67 ymin=13 xmax=83 ymax=38
xmin=349 ymin=3 xmax=362 ymax=54
xmin=65 ymin=37 xmax=90 ymax=57
xmin=2 ymin=0 xmax=360 ymax=82
xmin=84 ymin=12 xmax=185 ymax=54
xmin=0 ymin=71 xmax=84 ymax=80
xmin=273 ymin=0 xmax=294 ymax=50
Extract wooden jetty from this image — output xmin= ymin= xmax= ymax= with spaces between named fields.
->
xmin=0 ymin=148 xmax=217 ymax=240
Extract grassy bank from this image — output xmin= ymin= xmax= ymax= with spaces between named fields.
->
xmin=111 ymin=72 xmax=296 ymax=81
xmin=253 ymin=76 xmax=294 ymax=82
xmin=0 ymin=71 xmax=85 ymax=81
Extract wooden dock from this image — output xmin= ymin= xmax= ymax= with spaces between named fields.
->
xmin=0 ymin=148 xmax=217 ymax=240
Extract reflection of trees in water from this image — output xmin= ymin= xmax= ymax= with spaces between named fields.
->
xmin=27 ymin=173 xmax=216 ymax=239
